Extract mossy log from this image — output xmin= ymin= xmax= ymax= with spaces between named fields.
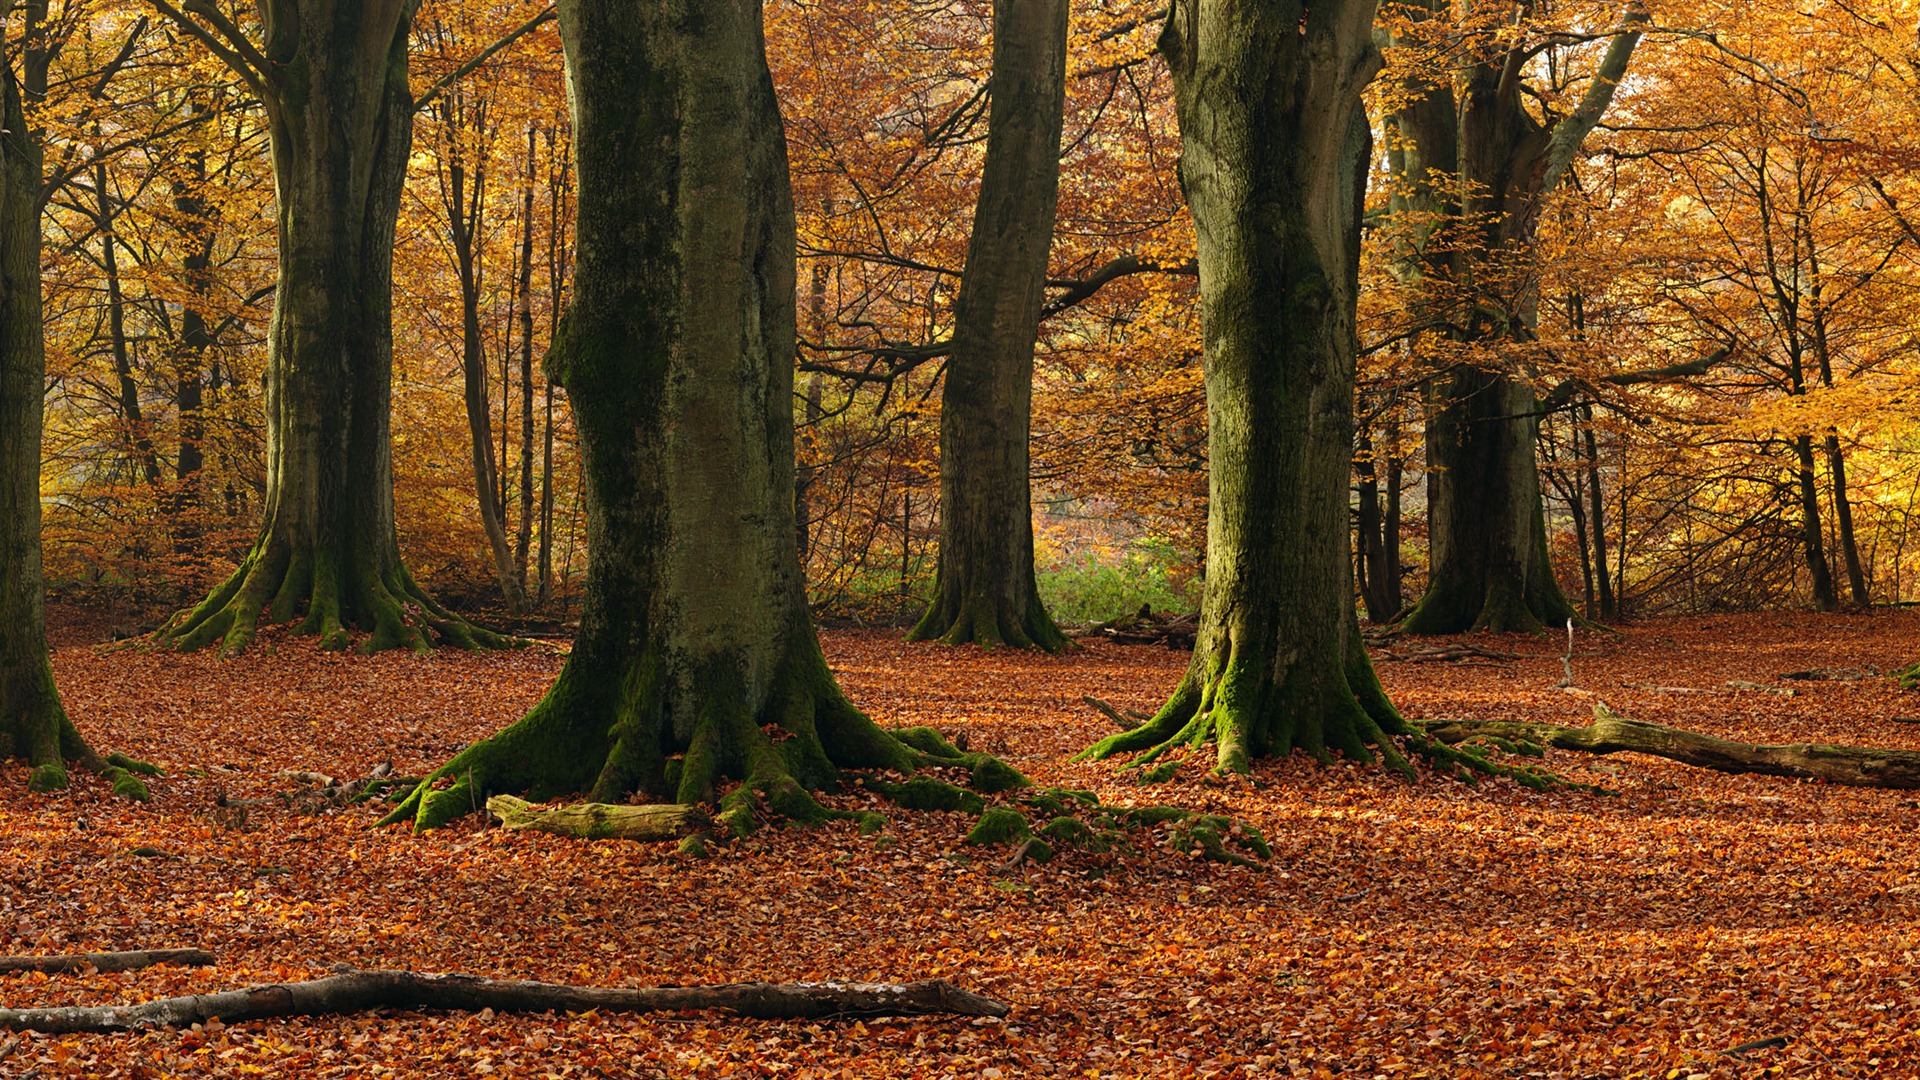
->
xmin=486 ymin=795 xmax=710 ymax=841
xmin=0 ymin=969 xmax=1010 ymax=1034
xmin=1421 ymin=702 xmax=1920 ymax=789
xmin=0 ymin=949 xmax=214 ymax=976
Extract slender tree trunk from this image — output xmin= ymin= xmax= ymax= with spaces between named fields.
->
xmin=536 ymin=127 xmax=569 ymax=608
xmin=1581 ymin=404 xmax=1616 ymax=619
xmin=1083 ymin=0 xmax=1422 ymax=775
xmin=909 ymin=0 xmax=1069 ymax=651
xmin=514 ymin=125 xmax=538 ymax=582
xmin=159 ymin=0 xmax=500 ymax=653
xmin=1794 ymin=433 xmax=1838 ymax=611
xmin=1 ymin=17 xmax=148 ymax=798
xmin=1828 ymin=435 xmax=1868 ymax=607
xmin=386 ymin=0 xmax=1012 ymax=833
xmin=169 ymin=102 xmax=217 ymax=533
xmin=93 ymin=163 xmax=161 ymax=486
xmin=1355 ymin=423 xmax=1395 ymax=623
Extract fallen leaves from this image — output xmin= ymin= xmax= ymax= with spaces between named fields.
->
xmin=0 ymin=609 xmax=1916 ymax=1076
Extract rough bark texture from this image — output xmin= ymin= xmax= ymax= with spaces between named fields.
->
xmin=0 ymin=949 xmax=215 ymax=976
xmin=157 ymin=0 xmax=500 ymax=654
xmin=1393 ymin=3 xmax=1646 ymax=634
xmin=0 ymin=28 xmax=150 ymax=800
xmin=386 ymin=0 xmax=1021 ymax=835
xmin=1423 ymin=702 xmax=1920 ymax=789
xmin=1079 ymin=0 xmax=1416 ymax=775
xmin=910 ymin=0 xmax=1069 ymax=651
xmin=0 ymin=970 xmax=1009 ymax=1034
xmin=486 ymin=794 xmax=710 ymax=841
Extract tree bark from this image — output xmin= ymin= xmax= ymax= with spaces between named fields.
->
xmin=1079 ymin=0 xmax=1418 ymax=774
xmin=909 ymin=0 xmax=1069 ymax=651
xmin=0 ymin=949 xmax=214 ymax=976
xmin=1793 ymin=432 xmax=1838 ymax=611
xmin=154 ymin=0 xmax=501 ymax=654
xmin=384 ymin=0 xmax=1020 ymax=834
xmin=1 ymin=21 xmax=149 ymax=799
xmin=1393 ymin=3 xmax=1646 ymax=634
xmin=0 ymin=970 xmax=1009 ymax=1034
xmin=1422 ymin=702 xmax=1920 ymax=789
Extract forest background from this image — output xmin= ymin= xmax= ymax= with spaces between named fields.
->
xmin=36 ymin=0 xmax=1920 ymax=634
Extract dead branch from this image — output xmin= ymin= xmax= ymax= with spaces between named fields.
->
xmin=1778 ymin=667 xmax=1878 ymax=682
xmin=0 ymin=969 xmax=1010 ymax=1034
xmin=0 ymin=950 xmax=215 ymax=976
xmin=1379 ymin=642 xmax=1520 ymax=664
xmin=1082 ymin=696 xmax=1150 ymax=731
xmin=486 ymin=795 xmax=711 ymax=841
xmin=1420 ymin=702 xmax=1920 ymax=789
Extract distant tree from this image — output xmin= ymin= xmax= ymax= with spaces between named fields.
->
xmin=149 ymin=0 xmax=502 ymax=653
xmin=910 ymin=0 xmax=1070 ymax=651
xmin=386 ymin=0 xmax=1015 ymax=833
xmin=1 ymin=2 xmax=151 ymax=797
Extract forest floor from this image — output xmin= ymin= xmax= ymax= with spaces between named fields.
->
xmin=4 ymin=608 xmax=1920 ymax=1078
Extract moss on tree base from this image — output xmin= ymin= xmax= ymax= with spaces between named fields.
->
xmin=159 ymin=541 xmax=510 ymax=656
xmin=909 ymin=591 xmax=1069 ymax=653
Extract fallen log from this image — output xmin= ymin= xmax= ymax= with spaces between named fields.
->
xmin=1778 ymin=667 xmax=1877 ymax=681
xmin=486 ymin=795 xmax=710 ymax=841
xmin=0 ymin=949 xmax=215 ymax=976
xmin=1082 ymin=695 xmax=1150 ymax=732
xmin=1419 ymin=702 xmax=1920 ymax=789
xmin=0 ymin=969 xmax=1010 ymax=1034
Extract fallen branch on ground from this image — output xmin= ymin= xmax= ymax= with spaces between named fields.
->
xmin=1082 ymin=696 xmax=1150 ymax=731
xmin=0 ymin=968 xmax=1010 ymax=1034
xmin=1419 ymin=702 xmax=1920 ymax=789
xmin=486 ymin=795 xmax=711 ymax=841
xmin=0 ymin=950 xmax=215 ymax=976
xmin=1779 ymin=667 xmax=1877 ymax=681
xmin=1379 ymin=642 xmax=1520 ymax=664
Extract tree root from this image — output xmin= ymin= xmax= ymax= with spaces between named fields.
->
xmin=1421 ymin=701 xmax=1920 ymax=789
xmin=908 ymin=591 xmax=1069 ymax=653
xmin=158 ymin=543 xmax=511 ymax=656
xmin=0 ymin=968 xmax=1010 ymax=1034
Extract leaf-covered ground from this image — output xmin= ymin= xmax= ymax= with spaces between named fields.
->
xmin=4 ymin=610 xmax=1919 ymax=1078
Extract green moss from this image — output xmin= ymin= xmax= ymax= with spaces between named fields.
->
xmin=967 ymin=754 xmax=1028 ymax=793
xmin=855 ymin=811 xmax=889 ymax=835
xmin=718 ymin=786 xmax=758 ymax=839
xmin=1172 ymin=815 xmax=1266 ymax=869
xmin=1134 ymin=760 xmax=1179 ymax=784
xmin=102 ymin=767 xmax=152 ymax=802
xmin=1022 ymin=787 xmax=1099 ymax=817
xmin=862 ymin=777 xmax=985 ymax=815
xmin=676 ymin=834 xmax=709 ymax=858
xmin=1019 ymin=837 xmax=1054 ymax=863
xmin=1113 ymin=804 xmax=1191 ymax=828
xmin=893 ymin=726 xmax=962 ymax=758
xmin=966 ymin=807 xmax=1031 ymax=845
xmin=27 ymin=762 xmax=68 ymax=793
xmin=1037 ymin=815 xmax=1096 ymax=849
xmin=105 ymin=753 xmax=162 ymax=776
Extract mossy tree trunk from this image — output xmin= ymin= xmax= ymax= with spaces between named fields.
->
xmin=153 ymin=0 xmax=499 ymax=654
xmin=386 ymin=0 xmax=1015 ymax=834
xmin=1080 ymin=0 xmax=1421 ymax=775
xmin=910 ymin=0 xmax=1069 ymax=652
xmin=1 ymin=14 xmax=148 ymax=798
xmin=1392 ymin=2 xmax=1646 ymax=634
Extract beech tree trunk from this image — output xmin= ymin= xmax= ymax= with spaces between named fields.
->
xmin=1392 ymin=2 xmax=1646 ymax=634
xmin=1080 ymin=0 xmax=1419 ymax=774
xmin=910 ymin=0 xmax=1069 ymax=651
xmin=1 ymin=18 xmax=149 ymax=799
xmin=155 ymin=0 xmax=498 ymax=654
xmin=386 ymin=0 xmax=1017 ymax=834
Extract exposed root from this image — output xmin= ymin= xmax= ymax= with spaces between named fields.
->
xmin=382 ymin=644 xmax=1030 ymax=841
xmin=909 ymin=591 xmax=1069 ymax=653
xmin=158 ymin=542 xmax=511 ymax=656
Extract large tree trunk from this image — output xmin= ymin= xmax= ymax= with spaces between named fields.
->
xmin=1079 ymin=0 xmax=1419 ymax=775
xmin=0 ymin=20 xmax=149 ymax=799
xmin=909 ymin=0 xmax=1069 ymax=651
xmin=385 ymin=0 xmax=1016 ymax=834
xmin=156 ymin=0 xmax=499 ymax=654
xmin=1393 ymin=2 xmax=1645 ymax=634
